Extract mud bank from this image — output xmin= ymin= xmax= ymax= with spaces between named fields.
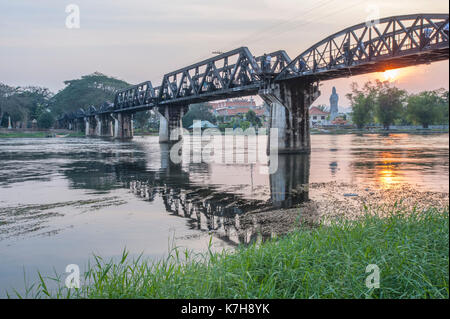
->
xmin=238 ymin=182 xmax=449 ymax=239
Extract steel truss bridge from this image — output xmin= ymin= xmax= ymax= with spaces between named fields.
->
xmin=59 ymin=13 xmax=449 ymax=124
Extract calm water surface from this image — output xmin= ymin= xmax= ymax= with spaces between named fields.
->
xmin=0 ymin=133 xmax=448 ymax=295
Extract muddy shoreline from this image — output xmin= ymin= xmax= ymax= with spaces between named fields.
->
xmin=238 ymin=182 xmax=450 ymax=239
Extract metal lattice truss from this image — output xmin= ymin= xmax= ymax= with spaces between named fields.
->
xmin=60 ymin=13 xmax=448 ymax=121
xmin=112 ymin=48 xmax=293 ymax=112
xmin=276 ymin=13 xmax=449 ymax=81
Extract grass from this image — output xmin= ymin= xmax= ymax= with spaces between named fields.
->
xmin=0 ymin=131 xmax=49 ymax=138
xmin=12 ymin=207 xmax=449 ymax=299
xmin=0 ymin=131 xmax=85 ymax=138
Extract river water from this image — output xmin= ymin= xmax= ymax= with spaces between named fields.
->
xmin=0 ymin=133 xmax=448 ymax=296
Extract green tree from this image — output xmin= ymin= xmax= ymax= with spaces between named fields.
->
xmin=216 ymin=115 xmax=225 ymax=124
xmin=375 ymin=81 xmax=406 ymax=130
xmin=406 ymin=91 xmax=442 ymax=128
xmin=346 ymin=82 xmax=376 ymax=129
xmin=134 ymin=111 xmax=151 ymax=131
xmin=435 ymin=88 xmax=449 ymax=125
xmin=0 ymin=83 xmax=18 ymax=124
xmin=37 ymin=111 xmax=55 ymax=129
xmin=0 ymin=83 xmax=53 ymax=128
xmin=240 ymin=120 xmax=251 ymax=131
xmin=182 ymin=103 xmax=216 ymax=128
xmin=50 ymin=72 xmax=130 ymax=116
xmin=245 ymin=109 xmax=261 ymax=127
xmin=17 ymin=86 xmax=53 ymax=119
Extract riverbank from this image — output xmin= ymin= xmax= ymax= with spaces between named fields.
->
xmin=20 ymin=207 xmax=449 ymax=299
xmin=0 ymin=130 xmax=84 ymax=138
xmin=2 ymin=128 xmax=448 ymax=138
xmin=311 ymin=128 xmax=449 ymax=135
xmin=2 ymin=134 xmax=447 ymax=299
xmin=238 ymin=183 xmax=449 ymax=238
xmin=18 ymin=204 xmax=448 ymax=299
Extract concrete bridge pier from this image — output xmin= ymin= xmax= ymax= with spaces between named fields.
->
xmin=111 ymin=114 xmax=119 ymax=138
xmin=95 ymin=115 xmax=102 ymax=136
xmin=84 ymin=117 xmax=90 ymax=136
xmin=76 ymin=118 xmax=84 ymax=133
xmin=108 ymin=117 xmax=114 ymax=137
xmin=158 ymin=105 xmax=188 ymax=143
xmin=84 ymin=116 xmax=98 ymax=136
xmin=90 ymin=116 xmax=98 ymax=136
xmin=115 ymin=112 xmax=133 ymax=139
xmin=98 ymin=114 xmax=113 ymax=137
xmin=260 ymin=80 xmax=320 ymax=154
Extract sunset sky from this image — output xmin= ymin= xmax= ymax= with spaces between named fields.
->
xmin=0 ymin=0 xmax=448 ymax=107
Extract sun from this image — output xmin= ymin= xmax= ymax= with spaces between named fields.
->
xmin=382 ymin=69 xmax=399 ymax=82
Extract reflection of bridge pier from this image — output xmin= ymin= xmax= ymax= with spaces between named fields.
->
xmin=270 ymin=154 xmax=310 ymax=208
xmin=62 ymin=137 xmax=313 ymax=246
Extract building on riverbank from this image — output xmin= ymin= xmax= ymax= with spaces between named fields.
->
xmin=309 ymin=106 xmax=331 ymax=127
xmin=209 ymin=98 xmax=269 ymax=124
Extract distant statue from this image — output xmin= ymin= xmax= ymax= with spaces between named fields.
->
xmin=329 ymin=87 xmax=339 ymax=121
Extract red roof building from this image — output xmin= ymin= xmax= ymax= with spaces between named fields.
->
xmin=215 ymin=107 xmax=266 ymax=117
xmin=209 ymin=98 xmax=256 ymax=110
xmin=309 ymin=106 xmax=329 ymax=116
xmin=210 ymin=98 xmax=268 ymax=123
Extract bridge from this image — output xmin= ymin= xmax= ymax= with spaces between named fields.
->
xmin=58 ymin=13 xmax=449 ymax=154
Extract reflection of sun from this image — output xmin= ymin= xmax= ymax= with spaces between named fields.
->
xmin=383 ymin=69 xmax=399 ymax=82
xmin=376 ymin=152 xmax=399 ymax=189
xmin=380 ymin=169 xmax=395 ymax=186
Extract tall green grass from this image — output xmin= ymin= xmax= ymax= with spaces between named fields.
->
xmin=14 ymin=207 xmax=449 ymax=299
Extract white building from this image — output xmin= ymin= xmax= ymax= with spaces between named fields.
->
xmin=309 ymin=106 xmax=330 ymax=127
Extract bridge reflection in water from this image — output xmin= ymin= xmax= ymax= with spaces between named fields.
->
xmin=63 ymin=142 xmax=310 ymax=246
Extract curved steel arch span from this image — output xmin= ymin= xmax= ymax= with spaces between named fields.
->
xmin=276 ymin=13 xmax=449 ymax=81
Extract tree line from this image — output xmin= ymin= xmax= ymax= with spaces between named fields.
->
xmin=0 ymin=72 xmax=130 ymax=130
xmin=0 ymin=84 xmax=54 ymax=129
xmin=2 ymin=74 xmax=448 ymax=131
xmin=347 ymin=80 xmax=449 ymax=129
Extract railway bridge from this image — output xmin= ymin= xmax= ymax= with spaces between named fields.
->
xmin=58 ymin=13 xmax=449 ymax=154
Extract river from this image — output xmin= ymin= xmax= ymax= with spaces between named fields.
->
xmin=0 ymin=133 xmax=448 ymax=296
